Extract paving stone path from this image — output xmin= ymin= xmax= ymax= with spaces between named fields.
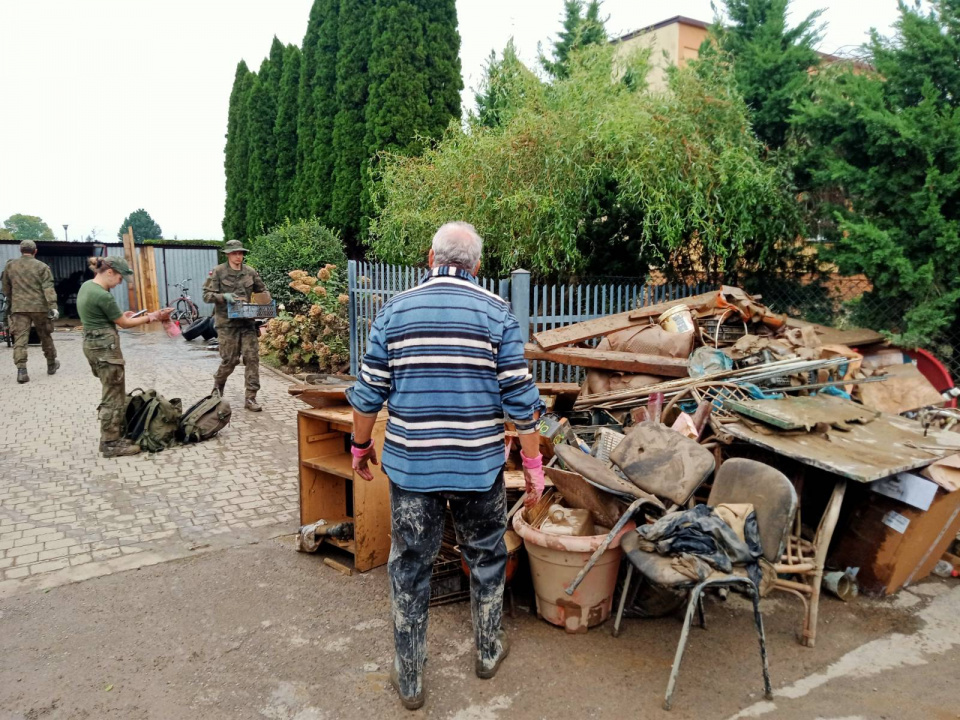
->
xmin=0 ymin=328 xmax=301 ymax=592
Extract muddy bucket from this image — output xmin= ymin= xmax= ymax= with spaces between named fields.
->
xmin=513 ymin=511 xmax=635 ymax=633
xmin=657 ymin=304 xmax=695 ymax=334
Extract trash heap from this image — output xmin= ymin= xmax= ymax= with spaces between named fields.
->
xmin=518 ymin=285 xmax=960 ymax=643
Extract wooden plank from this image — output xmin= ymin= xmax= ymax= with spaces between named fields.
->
xmin=784 ymin=318 xmax=885 ymax=347
xmin=140 ymin=246 xmax=160 ymax=312
xmin=524 ymin=343 xmax=689 ymax=377
xmin=121 ymin=227 xmax=139 ymax=312
xmin=353 ymin=417 xmax=391 ymax=572
xmin=323 ymin=557 xmax=354 ymax=576
xmin=535 ymin=382 xmax=581 ymax=396
xmin=532 ymin=290 xmax=717 ymax=349
xmin=724 ymin=413 xmax=960 ymax=483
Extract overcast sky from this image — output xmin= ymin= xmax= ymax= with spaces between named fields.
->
xmin=0 ymin=0 xmax=903 ymax=243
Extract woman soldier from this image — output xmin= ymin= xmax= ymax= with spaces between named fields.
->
xmin=77 ymin=257 xmax=170 ymax=457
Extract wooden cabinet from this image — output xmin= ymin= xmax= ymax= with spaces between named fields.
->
xmin=297 ymin=405 xmax=392 ymax=572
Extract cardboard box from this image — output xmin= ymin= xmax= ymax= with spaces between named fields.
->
xmin=830 ymin=483 xmax=960 ymax=595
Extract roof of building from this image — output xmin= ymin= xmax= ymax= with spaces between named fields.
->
xmin=615 ymin=15 xmax=710 ymax=44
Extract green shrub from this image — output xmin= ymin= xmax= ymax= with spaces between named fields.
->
xmin=245 ymin=218 xmax=347 ymax=309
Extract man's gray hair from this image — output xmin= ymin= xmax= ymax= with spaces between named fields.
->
xmin=431 ymin=222 xmax=483 ymax=270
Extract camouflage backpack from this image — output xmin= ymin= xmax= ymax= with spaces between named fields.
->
xmin=179 ymin=390 xmax=232 ymax=443
xmin=124 ymin=389 xmax=183 ymax=453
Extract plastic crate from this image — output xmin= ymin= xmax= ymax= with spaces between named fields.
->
xmin=226 ymin=300 xmax=277 ymax=319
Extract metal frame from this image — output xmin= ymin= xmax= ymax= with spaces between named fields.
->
xmin=614 ymin=569 xmax=773 ymax=711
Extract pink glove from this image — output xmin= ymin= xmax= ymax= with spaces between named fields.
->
xmin=521 ymin=451 xmax=545 ymax=508
xmin=351 ymin=443 xmax=378 ymax=481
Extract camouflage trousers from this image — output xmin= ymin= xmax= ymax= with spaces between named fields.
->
xmin=213 ymin=325 xmax=260 ymax=397
xmin=388 ymin=473 xmax=507 ymax=699
xmin=82 ymin=327 xmax=126 ymax=443
xmin=11 ymin=312 xmax=56 ymax=368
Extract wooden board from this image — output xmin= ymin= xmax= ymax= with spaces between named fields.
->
xmin=121 ymin=227 xmax=139 ymax=312
xmin=352 ymin=416 xmax=392 ymax=572
xmin=524 ymin=344 xmax=689 ymax=377
xmin=723 ymin=395 xmax=880 ymax=431
xmin=532 ymin=291 xmax=717 ymax=350
xmin=859 ymin=364 xmax=944 ymax=414
xmin=535 ymin=382 xmax=582 ymax=396
xmin=724 ymin=413 xmax=960 ymax=483
xmin=784 ymin=318 xmax=885 ymax=347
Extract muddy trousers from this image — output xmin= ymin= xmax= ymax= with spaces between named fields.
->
xmin=82 ymin=328 xmax=126 ymax=444
xmin=388 ymin=474 xmax=507 ymax=698
xmin=11 ymin=312 xmax=56 ymax=368
xmin=213 ymin=325 xmax=260 ymax=398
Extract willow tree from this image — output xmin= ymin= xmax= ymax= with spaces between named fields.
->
xmin=370 ymin=45 xmax=804 ymax=280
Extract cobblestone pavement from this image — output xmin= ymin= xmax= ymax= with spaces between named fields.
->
xmin=0 ymin=328 xmax=301 ymax=594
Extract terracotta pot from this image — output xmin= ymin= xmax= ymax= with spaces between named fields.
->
xmin=513 ymin=511 xmax=635 ymax=633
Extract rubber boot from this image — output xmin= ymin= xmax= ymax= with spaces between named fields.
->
xmin=47 ymin=359 xmax=60 ymax=375
xmin=17 ymin=367 xmax=29 ymax=384
xmin=245 ymin=395 xmax=262 ymax=412
xmin=100 ymin=440 xmax=141 ymax=458
xmin=390 ymin=660 xmax=425 ymax=711
xmin=476 ymin=632 xmax=510 ymax=679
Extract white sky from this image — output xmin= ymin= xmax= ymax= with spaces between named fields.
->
xmin=0 ymin=0 xmax=902 ymax=242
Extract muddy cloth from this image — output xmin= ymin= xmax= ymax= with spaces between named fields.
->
xmin=636 ymin=504 xmax=764 ymax=586
xmin=388 ymin=473 xmax=507 ymax=699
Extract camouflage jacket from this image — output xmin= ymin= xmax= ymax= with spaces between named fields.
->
xmin=202 ymin=262 xmax=267 ymax=327
xmin=1 ymin=256 xmax=57 ymax=313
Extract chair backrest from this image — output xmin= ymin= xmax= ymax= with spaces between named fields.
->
xmin=707 ymin=458 xmax=797 ymax=563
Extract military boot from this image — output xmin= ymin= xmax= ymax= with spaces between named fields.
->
xmin=245 ymin=395 xmax=262 ymax=412
xmin=16 ymin=368 xmax=29 ymax=384
xmin=47 ymin=359 xmax=60 ymax=375
xmin=100 ymin=440 xmax=141 ymax=458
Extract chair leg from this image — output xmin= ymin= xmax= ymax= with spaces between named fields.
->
xmin=748 ymin=585 xmax=773 ymax=700
xmin=696 ymin=593 xmax=706 ymax=629
xmin=663 ymin=584 xmax=704 ymax=711
xmin=613 ymin=564 xmax=633 ymax=638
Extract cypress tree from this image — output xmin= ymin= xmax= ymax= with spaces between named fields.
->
xmin=541 ymin=1 xmax=607 ymax=80
xmin=331 ymin=0 xmax=373 ymax=253
xmin=295 ymin=0 xmax=325 ymax=218
xmin=266 ymin=36 xmax=285 ymax=93
xmin=223 ymin=60 xmax=254 ymax=239
xmin=310 ymin=0 xmax=340 ymax=224
xmin=362 ymin=0 xmax=462 ymax=225
xmin=295 ymin=0 xmax=339 ymax=220
xmin=421 ymin=0 xmax=462 ymax=136
xmin=246 ymin=66 xmax=279 ymax=238
xmin=275 ymin=44 xmax=302 ymax=221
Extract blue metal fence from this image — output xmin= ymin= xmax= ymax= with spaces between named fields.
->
xmin=347 ymin=259 xmax=709 ymax=382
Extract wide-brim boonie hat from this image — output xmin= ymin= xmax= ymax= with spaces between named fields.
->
xmin=223 ymin=239 xmax=250 ymax=254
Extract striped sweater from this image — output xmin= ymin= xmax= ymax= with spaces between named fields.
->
xmin=346 ymin=266 xmax=543 ymax=492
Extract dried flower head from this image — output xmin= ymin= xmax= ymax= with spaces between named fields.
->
xmin=317 ymin=267 xmax=331 ymax=282
xmin=308 ymin=304 xmax=323 ymax=318
xmin=337 ymin=294 xmax=349 ymax=305
xmin=313 ymin=286 xmax=327 ymax=297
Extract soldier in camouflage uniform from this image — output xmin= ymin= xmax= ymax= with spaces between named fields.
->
xmin=203 ymin=239 xmax=267 ymax=412
xmin=1 ymin=239 xmax=59 ymax=383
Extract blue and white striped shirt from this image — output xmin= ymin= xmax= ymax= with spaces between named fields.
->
xmin=346 ymin=266 xmax=543 ymax=492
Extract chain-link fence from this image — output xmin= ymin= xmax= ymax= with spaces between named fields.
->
xmin=745 ymin=273 xmax=960 ymax=383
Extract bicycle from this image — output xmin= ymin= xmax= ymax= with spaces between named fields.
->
xmin=169 ymin=279 xmax=200 ymax=325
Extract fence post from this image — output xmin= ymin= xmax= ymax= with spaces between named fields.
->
xmin=348 ymin=259 xmax=358 ymax=377
xmin=511 ymin=269 xmax=531 ymax=344
xmin=499 ymin=277 xmax=511 ymax=303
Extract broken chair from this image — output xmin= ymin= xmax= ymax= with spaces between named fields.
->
xmin=614 ymin=458 xmax=798 ymax=710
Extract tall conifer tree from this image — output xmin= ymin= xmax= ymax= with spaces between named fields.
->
xmin=295 ymin=0 xmax=326 ymax=218
xmin=223 ymin=60 xmax=254 ymax=239
xmin=331 ymin=0 xmax=373 ymax=253
xmin=275 ymin=44 xmax=302 ymax=221
xmin=422 ymin=0 xmax=462 ymax=135
xmin=310 ymin=0 xmax=340 ymax=224
xmin=246 ymin=66 xmax=279 ymax=238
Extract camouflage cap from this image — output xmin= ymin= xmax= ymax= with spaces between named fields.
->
xmin=19 ymin=240 xmax=37 ymax=253
xmin=102 ymin=256 xmax=134 ymax=278
xmin=223 ymin=239 xmax=249 ymax=254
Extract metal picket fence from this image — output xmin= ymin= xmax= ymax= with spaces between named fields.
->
xmin=347 ymin=260 xmax=710 ymax=382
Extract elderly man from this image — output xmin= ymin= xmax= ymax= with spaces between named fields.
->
xmin=346 ymin=222 xmax=545 ymax=710
xmin=2 ymin=239 xmax=59 ymax=383
xmin=203 ymin=239 xmax=268 ymax=411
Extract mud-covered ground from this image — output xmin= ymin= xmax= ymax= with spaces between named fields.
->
xmin=1 ymin=535 xmax=957 ymax=720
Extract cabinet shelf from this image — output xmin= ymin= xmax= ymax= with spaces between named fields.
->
xmin=301 ymin=453 xmax=354 ymax=480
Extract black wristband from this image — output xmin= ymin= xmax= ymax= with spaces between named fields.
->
xmin=350 ymin=435 xmax=373 ymax=449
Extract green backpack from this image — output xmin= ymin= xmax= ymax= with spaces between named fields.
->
xmin=125 ymin=389 xmax=183 ymax=453
xmin=179 ymin=390 xmax=232 ymax=443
